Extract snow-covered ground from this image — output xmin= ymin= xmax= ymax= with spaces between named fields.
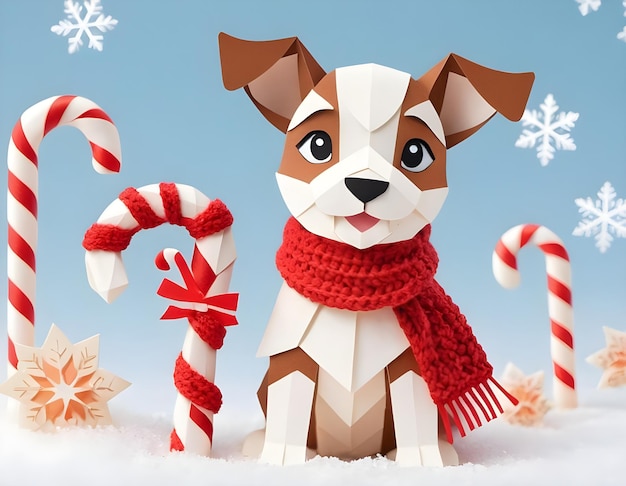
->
xmin=1 ymin=388 xmax=625 ymax=486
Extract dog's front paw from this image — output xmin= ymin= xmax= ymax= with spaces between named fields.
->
xmin=387 ymin=440 xmax=458 ymax=467
xmin=259 ymin=441 xmax=316 ymax=466
xmin=249 ymin=427 xmax=316 ymax=465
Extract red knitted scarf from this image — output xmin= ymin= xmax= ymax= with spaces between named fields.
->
xmin=276 ymin=217 xmax=516 ymax=443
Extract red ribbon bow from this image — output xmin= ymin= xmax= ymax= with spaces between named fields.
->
xmin=156 ymin=250 xmax=238 ymax=327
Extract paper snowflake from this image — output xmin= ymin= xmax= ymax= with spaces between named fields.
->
xmin=51 ymin=0 xmax=118 ymax=54
xmin=577 ymin=0 xmax=602 ymax=15
xmin=514 ymin=94 xmax=579 ymax=166
xmin=0 ymin=324 xmax=130 ymax=430
xmin=499 ymin=363 xmax=551 ymax=427
xmin=587 ymin=327 xmax=626 ymax=388
xmin=573 ymin=181 xmax=626 ymax=253
xmin=576 ymin=0 xmax=626 ymax=42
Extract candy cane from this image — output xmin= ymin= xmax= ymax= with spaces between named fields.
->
xmin=492 ymin=224 xmax=576 ymax=409
xmin=82 ymin=183 xmax=237 ymax=455
xmin=7 ymin=95 xmax=121 ymax=376
xmin=155 ymin=248 xmax=237 ymax=455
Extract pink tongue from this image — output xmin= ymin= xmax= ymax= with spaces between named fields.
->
xmin=345 ymin=213 xmax=380 ymax=232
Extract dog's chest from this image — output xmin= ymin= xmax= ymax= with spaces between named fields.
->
xmin=258 ymin=282 xmax=411 ymax=390
xmin=259 ymin=282 xmax=412 ymax=458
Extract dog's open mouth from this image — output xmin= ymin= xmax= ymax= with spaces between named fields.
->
xmin=344 ymin=212 xmax=380 ymax=232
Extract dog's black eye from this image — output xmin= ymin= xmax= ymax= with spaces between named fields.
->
xmin=297 ymin=131 xmax=332 ymax=164
xmin=401 ymin=139 xmax=435 ymax=173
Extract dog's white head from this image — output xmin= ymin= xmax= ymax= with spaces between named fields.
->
xmin=220 ymin=33 xmax=534 ymax=249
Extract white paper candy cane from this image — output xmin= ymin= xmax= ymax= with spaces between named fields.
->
xmin=155 ymin=247 xmax=238 ymax=455
xmin=7 ymin=95 xmax=121 ymax=376
xmin=83 ymin=183 xmax=237 ymax=455
xmin=492 ymin=224 xmax=577 ymax=409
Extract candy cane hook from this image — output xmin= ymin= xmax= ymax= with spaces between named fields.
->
xmin=492 ymin=224 xmax=577 ymax=409
xmin=7 ymin=95 xmax=121 ymax=376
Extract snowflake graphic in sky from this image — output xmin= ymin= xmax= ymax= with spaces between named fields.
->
xmin=51 ymin=0 xmax=118 ymax=54
xmin=515 ymin=94 xmax=579 ymax=166
xmin=573 ymin=182 xmax=626 ymax=253
xmin=576 ymin=0 xmax=626 ymax=42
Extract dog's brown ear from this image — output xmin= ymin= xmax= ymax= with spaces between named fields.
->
xmin=218 ymin=32 xmax=326 ymax=133
xmin=420 ymin=54 xmax=534 ymax=148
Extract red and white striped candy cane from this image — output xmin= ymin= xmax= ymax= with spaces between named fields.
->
xmin=155 ymin=248 xmax=238 ymax=455
xmin=7 ymin=95 xmax=121 ymax=376
xmin=492 ymin=224 xmax=576 ymax=409
xmin=82 ymin=182 xmax=237 ymax=455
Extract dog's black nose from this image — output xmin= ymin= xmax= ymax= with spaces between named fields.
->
xmin=344 ymin=177 xmax=389 ymax=203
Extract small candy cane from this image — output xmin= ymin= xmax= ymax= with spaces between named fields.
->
xmin=155 ymin=248 xmax=237 ymax=455
xmin=492 ymin=224 xmax=577 ymax=409
xmin=83 ymin=182 xmax=237 ymax=455
xmin=7 ymin=95 xmax=121 ymax=376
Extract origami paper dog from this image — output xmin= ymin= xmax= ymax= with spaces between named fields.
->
xmin=219 ymin=32 xmax=534 ymax=466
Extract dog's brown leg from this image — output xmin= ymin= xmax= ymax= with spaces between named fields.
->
xmin=256 ymin=348 xmax=319 ymax=465
xmin=386 ymin=348 xmax=458 ymax=466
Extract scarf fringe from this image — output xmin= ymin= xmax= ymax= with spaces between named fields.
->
xmin=438 ymin=377 xmax=519 ymax=444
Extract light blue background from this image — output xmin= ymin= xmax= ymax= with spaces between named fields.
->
xmin=0 ymin=0 xmax=624 ymax=414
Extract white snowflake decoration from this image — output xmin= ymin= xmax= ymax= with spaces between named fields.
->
xmin=573 ymin=182 xmax=626 ymax=253
xmin=51 ymin=0 xmax=118 ymax=54
xmin=515 ymin=94 xmax=579 ymax=166
xmin=576 ymin=0 xmax=626 ymax=42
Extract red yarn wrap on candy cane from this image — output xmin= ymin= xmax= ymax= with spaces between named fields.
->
xmin=83 ymin=183 xmax=237 ymax=455
xmin=7 ymin=95 xmax=121 ymax=376
xmin=156 ymin=248 xmax=238 ymax=451
xmin=492 ymin=223 xmax=577 ymax=409
xmin=83 ymin=185 xmax=233 ymax=253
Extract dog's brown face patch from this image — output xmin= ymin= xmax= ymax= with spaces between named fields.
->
xmin=393 ymin=117 xmax=447 ymax=191
xmin=278 ymin=72 xmax=339 ymax=183
xmin=279 ymin=109 xmax=340 ymax=182
xmin=394 ymin=79 xmax=447 ymax=191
